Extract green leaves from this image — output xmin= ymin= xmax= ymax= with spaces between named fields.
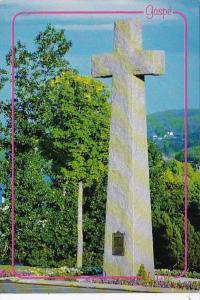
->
xmin=41 ymin=71 xmax=111 ymax=186
xmin=0 ymin=24 xmax=111 ymax=268
xmin=149 ymin=142 xmax=200 ymax=271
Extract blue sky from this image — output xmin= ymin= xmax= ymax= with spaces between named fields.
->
xmin=0 ymin=0 xmax=199 ymax=113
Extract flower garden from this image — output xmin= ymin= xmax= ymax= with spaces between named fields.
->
xmin=1 ymin=265 xmax=200 ymax=291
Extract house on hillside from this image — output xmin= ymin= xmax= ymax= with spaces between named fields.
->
xmin=164 ymin=130 xmax=174 ymax=138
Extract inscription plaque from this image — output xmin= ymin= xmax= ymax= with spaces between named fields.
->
xmin=112 ymin=232 xmax=125 ymax=256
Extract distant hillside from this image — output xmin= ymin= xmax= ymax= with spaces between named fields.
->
xmin=147 ymin=109 xmax=200 ymax=137
xmin=147 ymin=109 xmax=200 ymax=162
xmin=175 ymin=145 xmax=200 ymax=166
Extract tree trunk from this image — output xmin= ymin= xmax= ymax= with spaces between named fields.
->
xmin=77 ymin=181 xmax=83 ymax=268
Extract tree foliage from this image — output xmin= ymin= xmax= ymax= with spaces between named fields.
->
xmin=148 ymin=142 xmax=200 ymax=271
xmin=0 ymin=25 xmax=110 ymax=267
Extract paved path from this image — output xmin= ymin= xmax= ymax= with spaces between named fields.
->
xmin=0 ymin=280 xmax=124 ymax=293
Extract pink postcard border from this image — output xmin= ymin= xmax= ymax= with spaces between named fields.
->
xmin=6 ymin=9 xmax=188 ymax=280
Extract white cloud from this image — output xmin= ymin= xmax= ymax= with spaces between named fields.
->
xmin=55 ymin=23 xmax=113 ymax=31
xmin=0 ymin=0 xmax=167 ymax=23
xmin=0 ymin=0 xmax=197 ymax=14
xmin=0 ymin=0 xmax=166 ymax=10
xmin=0 ymin=0 xmax=193 ymax=24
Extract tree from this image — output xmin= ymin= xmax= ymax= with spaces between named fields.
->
xmin=0 ymin=25 xmax=111 ymax=267
xmin=148 ymin=141 xmax=166 ymax=219
xmin=39 ymin=70 xmax=111 ymax=267
xmin=0 ymin=25 xmax=74 ymax=266
xmin=41 ymin=71 xmax=110 ymax=189
xmin=148 ymin=142 xmax=200 ymax=271
xmin=83 ymin=176 xmax=108 ymax=267
xmin=2 ymin=25 xmax=72 ymax=154
xmin=13 ymin=151 xmax=78 ymax=267
xmin=153 ymin=212 xmax=183 ymax=269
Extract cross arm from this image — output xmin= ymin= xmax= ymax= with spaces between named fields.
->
xmin=91 ymin=54 xmax=114 ymax=78
xmin=141 ymin=50 xmax=165 ymax=75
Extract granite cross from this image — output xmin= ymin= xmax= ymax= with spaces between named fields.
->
xmin=92 ymin=19 xmax=165 ymax=276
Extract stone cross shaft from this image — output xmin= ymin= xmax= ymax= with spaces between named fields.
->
xmin=92 ymin=19 xmax=165 ymax=276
